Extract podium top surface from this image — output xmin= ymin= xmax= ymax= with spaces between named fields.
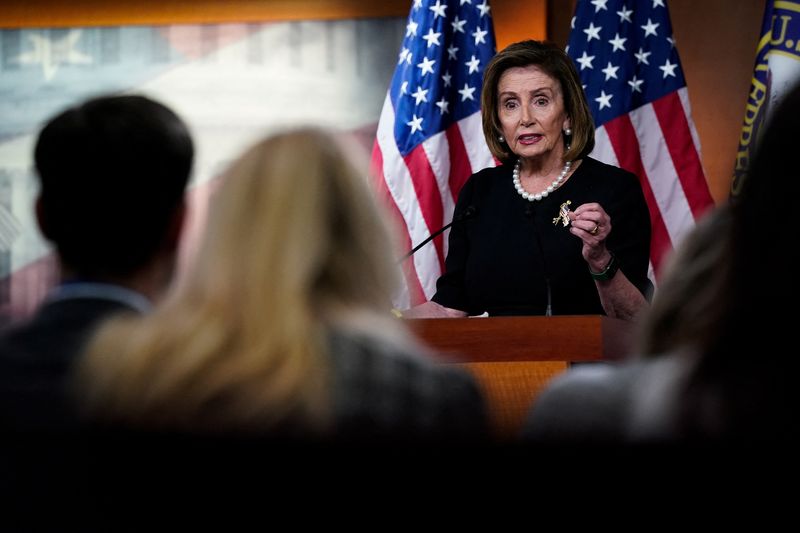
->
xmin=406 ymin=315 xmax=635 ymax=363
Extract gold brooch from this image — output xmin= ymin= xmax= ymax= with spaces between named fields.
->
xmin=552 ymin=200 xmax=572 ymax=227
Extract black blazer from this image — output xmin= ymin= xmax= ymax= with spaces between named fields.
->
xmin=0 ymin=297 xmax=137 ymax=432
xmin=0 ymin=297 xmax=143 ymax=529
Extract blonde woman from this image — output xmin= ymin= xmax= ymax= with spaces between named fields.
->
xmin=74 ymin=128 xmax=487 ymax=443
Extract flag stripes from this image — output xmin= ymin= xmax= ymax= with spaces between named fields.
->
xmin=371 ymin=0 xmax=497 ymax=307
xmin=568 ymin=0 xmax=715 ymax=280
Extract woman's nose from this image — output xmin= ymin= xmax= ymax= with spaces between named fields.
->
xmin=520 ymin=104 xmax=534 ymax=126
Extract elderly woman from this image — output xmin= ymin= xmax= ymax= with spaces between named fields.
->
xmin=405 ymin=40 xmax=652 ymax=320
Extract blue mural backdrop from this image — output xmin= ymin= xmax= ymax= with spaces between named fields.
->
xmin=0 ymin=18 xmax=405 ymax=321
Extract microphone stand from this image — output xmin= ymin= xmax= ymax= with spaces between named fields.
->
xmin=399 ymin=206 xmax=477 ymax=262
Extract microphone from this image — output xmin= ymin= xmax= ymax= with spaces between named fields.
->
xmin=399 ymin=206 xmax=478 ymax=262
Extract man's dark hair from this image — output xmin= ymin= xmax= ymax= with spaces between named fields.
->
xmin=34 ymin=94 xmax=193 ymax=279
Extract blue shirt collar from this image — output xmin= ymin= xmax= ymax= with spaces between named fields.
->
xmin=46 ymin=282 xmax=152 ymax=314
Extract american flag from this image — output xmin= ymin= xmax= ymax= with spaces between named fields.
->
xmin=567 ymin=0 xmax=714 ymax=278
xmin=371 ymin=0 xmax=497 ymax=308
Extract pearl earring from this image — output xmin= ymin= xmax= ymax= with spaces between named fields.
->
xmin=498 ymin=135 xmax=505 ymax=143
xmin=564 ymin=127 xmax=572 ymax=136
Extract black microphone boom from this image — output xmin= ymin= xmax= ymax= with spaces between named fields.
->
xmin=399 ymin=206 xmax=477 ymax=262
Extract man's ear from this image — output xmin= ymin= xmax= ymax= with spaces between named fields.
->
xmin=35 ymin=195 xmax=53 ymax=240
xmin=163 ymin=199 xmax=187 ymax=253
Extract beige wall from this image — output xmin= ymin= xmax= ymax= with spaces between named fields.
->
xmin=0 ymin=0 xmax=545 ymax=39
xmin=549 ymin=0 xmax=766 ymax=205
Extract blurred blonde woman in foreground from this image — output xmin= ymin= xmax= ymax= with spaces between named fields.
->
xmin=74 ymin=128 xmax=487 ymax=443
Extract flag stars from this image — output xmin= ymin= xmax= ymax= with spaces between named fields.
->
xmin=451 ymin=16 xmax=467 ymax=34
xmin=465 ymin=54 xmax=481 ymax=73
xmin=16 ymin=30 xmax=93 ymax=82
xmin=472 ymin=27 xmax=488 ymax=45
xmin=423 ymin=28 xmax=441 ymax=48
xmin=602 ymin=61 xmax=619 ymax=80
xmin=447 ymin=45 xmax=459 ymax=60
xmin=385 ymin=2 xmax=497 ymax=181
xmin=653 ymin=0 xmax=665 ymax=7
xmin=584 ymin=22 xmax=602 ymax=41
xmin=595 ymin=90 xmax=613 ymax=109
xmin=628 ymin=75 xmax=644 ymax=93
xmin=659 ymin=58 xmax=677 ymax=78
xmin=458 ymin=83 xmax=476 ymax=101
xmin=641 ymin=18 xmax=660 ymax=37
xmin=667 ymin=36 xmax=675 ymax=48
xmin=608 ymin=33 xmax=627 ymax=51
xmin=442 ymin=71 xmax=452 ymax=87
xmin=417 ymin=56 xmax=436 ymax=75
xmin=576 ymin=50 xmax=595 ymax=70
xmin=617 ymin=5 xmax=633 ymax=23
xmin=436 ymin=97 xmax=450 ymax=115
xmin=407 ymin=114 xmax=424 ymax=134
xmin=429 ymin=0 xmax=447 ymax=18
xmin=411 ymin=85 xmax=428 ymax=105
xmin=634 ymin=47 xmax=651 ymax=65
xmin=591 ymin=0 xmax=608 ymax=12
xmin=398 ymin=47 xmax=409 ymax=65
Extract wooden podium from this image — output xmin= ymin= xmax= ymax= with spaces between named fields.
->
xmin=406 ymin=315 xmax=635 ymax=438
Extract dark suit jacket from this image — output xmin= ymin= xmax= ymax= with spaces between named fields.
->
xmin=0 ymin=297 xmax=137 ymax=432
xmin=1 ymin=296 xmax=144 ymax=529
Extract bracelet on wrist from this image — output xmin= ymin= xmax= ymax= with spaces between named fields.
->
xmin=589 ymin=252 xmax=619 ymax=281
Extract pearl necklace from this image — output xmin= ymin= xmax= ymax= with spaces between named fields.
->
xmin=512 ymin=159 xmax=572 ymax=202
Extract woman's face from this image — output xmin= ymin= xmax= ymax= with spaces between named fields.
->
xmin=496 ymin=64 xmax=570 ymax=163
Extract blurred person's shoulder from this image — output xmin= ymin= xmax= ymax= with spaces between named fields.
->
xmin=524 ymin=353 xmax=694 ymax=445
xmin=326 ymin=322 xmax=486 ymax=441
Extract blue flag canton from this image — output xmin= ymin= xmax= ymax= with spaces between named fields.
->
xmin=567 ymin=0 xmax=686 ymax=127
xmin=390 ymin=0 xmax=496 ymax=156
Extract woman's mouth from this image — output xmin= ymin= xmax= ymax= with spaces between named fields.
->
xmin=517 ymin=133 xmax=542 ymax=145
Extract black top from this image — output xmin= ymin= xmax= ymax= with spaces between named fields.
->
xmin=432 ymin=157 xmax=652 ymax=316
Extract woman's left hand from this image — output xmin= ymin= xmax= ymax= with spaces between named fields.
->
xmin=568 ymin=202 xmax=612 ymax=266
